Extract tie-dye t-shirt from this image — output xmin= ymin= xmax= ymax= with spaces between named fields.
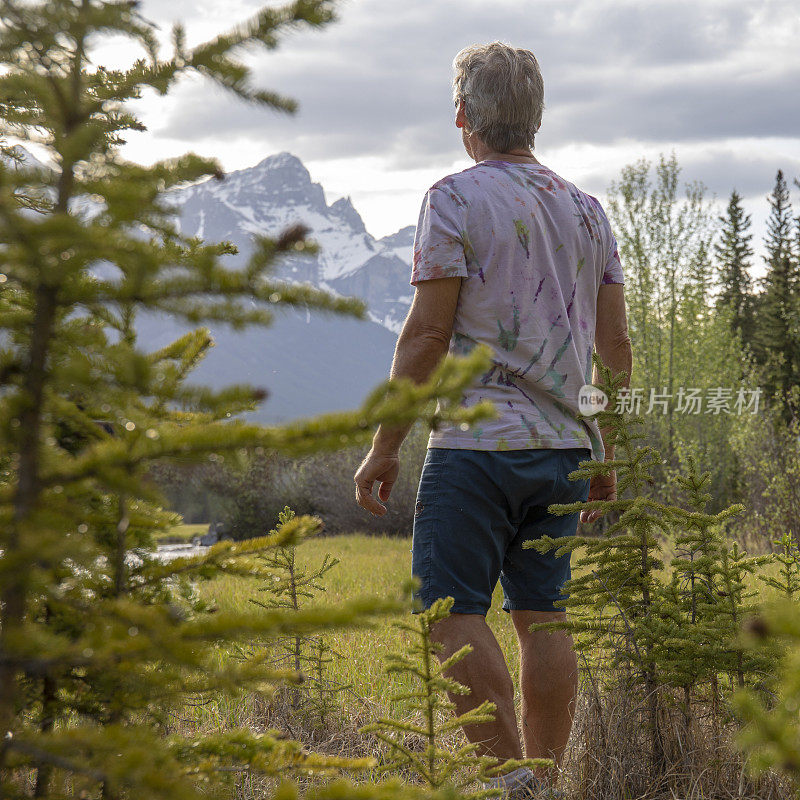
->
xmin=410 ymin=159 xmax=624 ymax=462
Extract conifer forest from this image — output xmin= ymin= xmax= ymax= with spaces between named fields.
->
xmin=1 ymin=2 xmax=800 ymax=799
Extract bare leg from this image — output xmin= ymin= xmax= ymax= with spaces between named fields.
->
xmin=511 ymin=610 xmax=578 ymax=787
xmin=430 ymin=612 xmax=523 ymax=760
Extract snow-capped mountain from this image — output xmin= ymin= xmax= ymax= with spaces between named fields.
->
xmin=173 ymin=152 xmax=415 ymax=334
xmin=164 ymin=151 xmax=420 ymax=422
xmin=3 ymin=147 xmax=417 ymax=423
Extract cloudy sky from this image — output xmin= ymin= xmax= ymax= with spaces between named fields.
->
xmin=98 ymin=0 xmax=800 ymax=271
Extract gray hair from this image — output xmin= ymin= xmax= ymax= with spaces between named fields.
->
xmin=451 ymin=41 xmax=545 ymax=153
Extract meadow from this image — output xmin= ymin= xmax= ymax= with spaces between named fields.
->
xmin=173 ymin=532 xmax=536 ymax=799
xmin=186 ymin=530 xmax=782 ymax=688
xmin=167 ymin=529 xmax=791 ymax=800
xmin=191 ymin=534 xmax=519 ymax=696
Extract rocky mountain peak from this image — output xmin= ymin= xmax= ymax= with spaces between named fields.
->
xmin=329 ymin=195 xmax=367 ymax=234
xmin=378 ymin=224 xmax=416 ymax=248
xmin=173 ymin=150 xmax=415 ymax=322
xmin=219 ymin=150 xmax=326 ymax=210
xmin=253 ymin=150 xmax=309 ymax=178
xmin=2 ymin=145 xmax=417 ymax=422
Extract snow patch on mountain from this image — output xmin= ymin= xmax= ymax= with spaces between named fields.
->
xmin=377 ymin=224 xmax=416 ymax=265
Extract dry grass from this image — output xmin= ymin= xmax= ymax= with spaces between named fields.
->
xmin=560 ymin=671 xmax=790 ymax=800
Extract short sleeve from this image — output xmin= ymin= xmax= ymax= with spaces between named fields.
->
xmin=585 ymin=192 xmax=624 ymax=286
xmin=602 ymin=232 xmax=624 ymax=285
xmin=410 ymin=186 xmax=468 ymax=286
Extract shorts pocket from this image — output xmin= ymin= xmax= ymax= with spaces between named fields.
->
xmin=415 ymin=449 xmax=450 ymax=514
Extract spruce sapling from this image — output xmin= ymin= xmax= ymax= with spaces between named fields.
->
xmin=361 ymin=597 xmax=548 ymax=797
xmin=524 ymin=353 xmax=668 ymax=771
xmin=250 ymin=506 xmax=350 ymax=722
xmin=758 ymin=532 xmax=800 ymax=599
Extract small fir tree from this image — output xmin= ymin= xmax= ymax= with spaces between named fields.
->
xmin=658 ymin=460 xmax=771 ymax=770
xmin=715 ymin=541 xmax=770 ymax=690
xmin=758 ymin=532 xmax=800 ymax=600
xmin=361 ymin=597 xmax=547 ymax=796
xmin=525 ymin=354 xmax=668 ymax=771
xmin=525 ymin=355 xmax=770 ymax=786
xmin=654 ymin=457 xmax=744 ymax=736
xmin=250 ymin=505 xmax=350 ymax=722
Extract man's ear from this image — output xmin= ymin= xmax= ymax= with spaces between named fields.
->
xmin=455 ymin=99 xmax=467 ymax=129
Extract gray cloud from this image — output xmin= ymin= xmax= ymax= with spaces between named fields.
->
xmin=149 ymin=0 xmax=800 ymax=167
xmin=544 ymin=71 xmax=800 ymax=147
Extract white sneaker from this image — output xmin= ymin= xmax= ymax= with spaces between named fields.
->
xmin=507 ymin=774 xmax=565 ymax=800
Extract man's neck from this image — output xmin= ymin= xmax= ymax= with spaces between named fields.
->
xmin=473 ymin=148 xmax=540 ymax=165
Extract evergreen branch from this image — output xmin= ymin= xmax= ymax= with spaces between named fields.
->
xmin=4 ymin=736 xmax=108 ymax=783
xmin=34 ymin=348 xmax=495 ymax=489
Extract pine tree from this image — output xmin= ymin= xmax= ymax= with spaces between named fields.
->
xmin=758 ymin=532 xmax=800 ymax=599
xmin=754 ymin=170 xmax=800 ymax=413
xmin=250 ymin=505 xmax=349 ymax=721
xmin=524 ymin=354 xmax=669 ymax=773
xmin=360 ymin=597 xmax=546 ymax=796
xmin=0 ymin=2 xmax=495 ymax=797
xmin=674 ymin=223 xmax=747 ymax=511
xmin=655 ymin=458 xmax=743 ymax=730
xmin=796 ymin=176 xmax=800 ymax=271
xmin=525 ymin=356 xmax=769 ymax=790
xmin=714 ymin=189 xmax=754 ymax=341
xmin=635 ymin=454 xmax=773 ymax=784
xmin=715 ymin=541 xmax=767 ymax=691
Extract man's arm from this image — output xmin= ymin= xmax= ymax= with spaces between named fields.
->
xmin=581 ymin=282 xmax=632 ymax=523
xmin=354 ymin=276 xmax=462 ymax=516
xmin=593 ymin=282 xmax=633 ymax=459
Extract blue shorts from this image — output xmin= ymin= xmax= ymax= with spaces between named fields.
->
xmin=411 ymin=447 xmax=591 ymax=615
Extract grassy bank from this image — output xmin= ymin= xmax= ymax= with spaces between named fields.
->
xmin=157 ymin=523 xmax=208 ymax=544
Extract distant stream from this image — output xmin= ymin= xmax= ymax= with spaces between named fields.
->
xmin=151 ymin=542 xmax=210 ymax=562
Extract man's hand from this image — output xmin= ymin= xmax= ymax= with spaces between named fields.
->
xmin=580 ymin=470 xmax=617 ymax=524
xmin=353 ymin=277 xmax=460 ymax=517
xmin=354 ymin=448 xmax=400 ymax=517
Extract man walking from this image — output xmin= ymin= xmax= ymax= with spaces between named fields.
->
xmin=355 ymin=41 xmax=632 ymax=798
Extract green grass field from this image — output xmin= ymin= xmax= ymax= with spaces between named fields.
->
xmin=189 ymin=530 xmax=781 ymax=710
xmin=193 ymin=533 xmax=521 ymax=706
xmin=158 ymin=523 xmax=208 ymax=544
xmin=169 ymin=529 xmax=789 ymax=799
